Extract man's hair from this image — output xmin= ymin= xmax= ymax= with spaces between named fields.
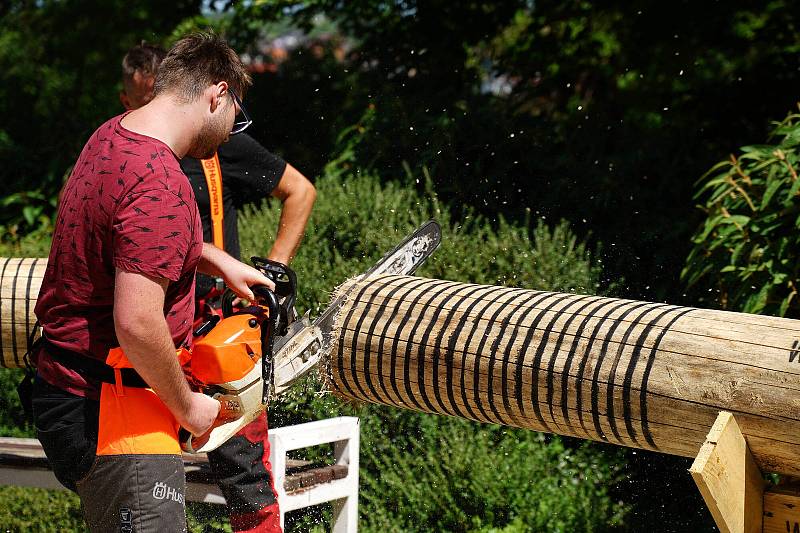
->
xmin=153 ymin=32 xmax=252 ymax=102
xmin=122 ymin=42 xmax=166 ymax=85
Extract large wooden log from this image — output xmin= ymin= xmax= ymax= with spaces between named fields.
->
xmin=327 ymin=275 xmax=800 ymax=477
xmin=0 ymin=258 xmax=45 ymax=368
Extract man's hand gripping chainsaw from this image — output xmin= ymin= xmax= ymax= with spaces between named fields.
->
xmin=179 ymin=220 xmax=442 ymax=453
xmin=179 ymin=258 xmax=310 ymax=454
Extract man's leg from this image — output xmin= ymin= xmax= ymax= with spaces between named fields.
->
xmin=77 ymin=453 xmax=186 ymax=532
xmin=208 ymin=412 xmax=282 ymax=532
xmin=32 ymin=375 xmax=188 ymax=532
xmin=31 ymin=376 xmax=99 ymax=492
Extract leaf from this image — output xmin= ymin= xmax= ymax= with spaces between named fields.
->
xmin=22 ymin=206 xmax=38 ymax=226
xmin=718 ymin=215 xmax=750 ymax=227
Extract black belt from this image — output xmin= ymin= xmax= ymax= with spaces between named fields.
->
xmin=41 ymin=338 xmax=149 ymax=388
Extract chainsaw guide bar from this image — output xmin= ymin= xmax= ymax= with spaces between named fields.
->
xmin=273 ymin=219 xmax=442 ymax=394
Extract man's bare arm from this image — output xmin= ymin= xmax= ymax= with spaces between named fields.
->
xmin=113 ymin=269 xmax=219 ymax=436
xmin=268 ymin=164 xmax=316 ymax=265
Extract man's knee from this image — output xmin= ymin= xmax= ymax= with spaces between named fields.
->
xmin=77 ymin=454 xmax=187 ymax=532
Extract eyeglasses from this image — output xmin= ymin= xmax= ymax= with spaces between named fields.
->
xmin=229 ymin=88 xmax=253 ymax=135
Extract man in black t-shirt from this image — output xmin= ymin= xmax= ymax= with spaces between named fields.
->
xmin=121 ymin=43 xmax=316 ymax=533
xmin=181 ymin=134 xmax=287 ymax=261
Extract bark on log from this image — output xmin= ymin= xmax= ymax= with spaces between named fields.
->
xmin=327 ymin=275 xmax=800 ymax=477
xmin=0 ymin=258 xmax=45 ymax=368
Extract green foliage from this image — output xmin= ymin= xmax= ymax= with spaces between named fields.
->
xmin=227 ymin=0 xmax=800 ymax=302
xmin=240 ymin=171 xmax=610 ymax=317
xmin=355 ymin=410 xmax=626 ymax=533
xmin=683 ymin=108 xmax=800 ymax=316
xmin=0 ymin=369 xmax=34 ymax=437
xmin=0 ymin=0 xmax=200 ymax=238
xmin=0 ymin=223 xmax=55 ymax=258
xmin=0 ymin=486 xmax=84 ymax=531
xmin=7 ymin=0 xmax=800 ymax=302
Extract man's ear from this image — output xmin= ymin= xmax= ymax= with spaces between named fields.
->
xmin=209 ymin=82 xmax=229 ymax=113
xmin=120 ymin=91 xmax=132 ymax=111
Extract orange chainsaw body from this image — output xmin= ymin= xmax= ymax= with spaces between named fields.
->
xmin=190 ymin=313 xmax=264 ymax=385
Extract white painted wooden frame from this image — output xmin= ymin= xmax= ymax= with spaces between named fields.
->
xmin=270 ymin=416 xmax=360 ymax=532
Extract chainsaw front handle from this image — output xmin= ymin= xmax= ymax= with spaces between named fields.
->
xmin=251 ymin=285 xmax=280 ymax=404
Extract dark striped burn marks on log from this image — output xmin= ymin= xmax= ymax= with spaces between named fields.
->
xmin=9 ymin=258 xmax=24 ymax=368
xmin=638 ymin=308 xmax=695 ymax=449
xmin=378 ymin=277 xmax=437 ymax=408
xmin=450 ymin=284 xmax=539 ymax=424
xmin=450 ymin=284 xmax=514 ymax=424
xmin=434 ymin=282 xmax=496 ymax=420
xmin=558 ymin=297 xmax=619 ymax=432
xmin=346 ymin=275 xmax=425 ymax=406
xmin=392 ymin=278 xmax=457 ymax=411
xmin=572 ymin=299 xmax=633 ymax=439
xmin=362 ymin=276 xmax=431 ymax=407
xmin=462 ymin=287 xmax=532 ymax=425
xmin=589 ymin=301 xmax=654 ymax=441
xmin=334 ymin=279 xmax=696 ymax=443
xmin=502 ymin=291 xmax=584 ymax=432
xmin=545 ymin=295 xmax=606 ymax=432
xmin=600 ymin=303 xmax=671 ymax=445
xmin=480 ymin=289 xmax=554 ymax=427
xmin=0 ymin=258 xmax=48 ymax=369
xmin=422 ymin=282 xmax=486 ymax=417
xmin=340 ymin=276 xmax=452 ymax=407
xmin=493 ymin=291 xmax=579 ymax=429
xmin=22 ymin=258 xmax=41 ymax=367
xmin=335 ymin=275 xmax=382 ymax=400
xmin=615 ymin=305 xmax=682 ymax=448
xmin=520 ymin=292 xmax=596 ymax=433
xmin=0 ymin=257 xmax=13 ymax=362
xmin=497 ymin=290 xmax=565 ymax=428
xmin=404 ymin=279 xmax=463 ymax=414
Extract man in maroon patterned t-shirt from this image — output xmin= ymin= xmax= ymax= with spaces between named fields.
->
xmin=32 ymin=33 xmax=273 ymax=532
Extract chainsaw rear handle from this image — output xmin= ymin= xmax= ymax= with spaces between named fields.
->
xmin=179 ymin=284 xmax=279 ymax=454
xmin=178 ymin=393 xmax=244 ymax=453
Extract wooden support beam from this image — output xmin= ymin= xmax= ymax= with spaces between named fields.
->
xmin=690 ymin=411 xmax=764 ymax=533
xmin=763 ymin=480 xmax=800 ymax=533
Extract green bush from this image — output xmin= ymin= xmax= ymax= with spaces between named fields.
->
xmin=0 ymin=223 xmax=54 ymax=258
xmin=0 ymin=170 xmax=625 ymax=531
xmin=684 ymin=107 xmax=800 ymax=316
xmin=239 ymin=173 xmax=609 ymax=313
xmin=352 ymin=408 xmax=626 ymax=533
xmin=0 ymin=486 xmax=84 ymax=531
xmin=0 ymin=369 xmax=34 ymax=437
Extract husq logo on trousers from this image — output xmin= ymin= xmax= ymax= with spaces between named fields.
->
xmin=152 ymin=482 xmax=185 ymax=505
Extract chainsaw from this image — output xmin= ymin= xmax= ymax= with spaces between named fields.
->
xmin=180 ymin=220 xmax=442 ymax=453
